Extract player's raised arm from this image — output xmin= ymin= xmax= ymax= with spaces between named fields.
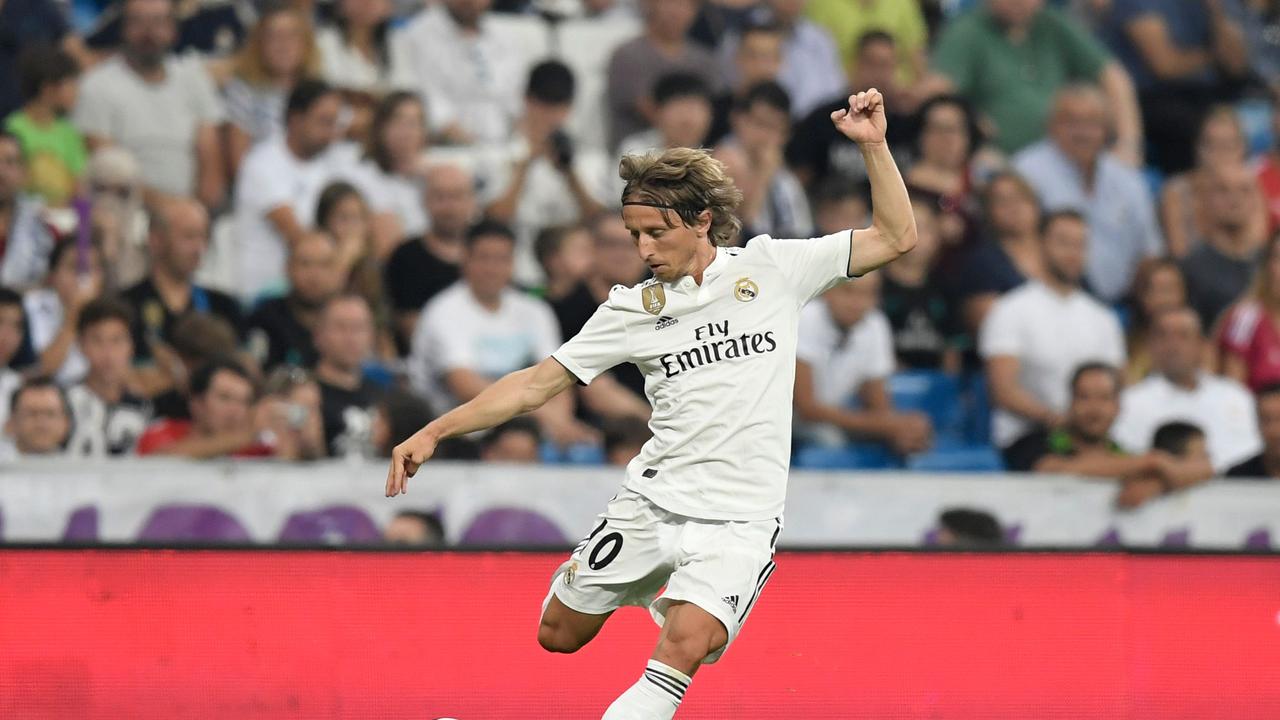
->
xmin=385 ymin=357 xmax=577 ymax=496
xmin=831 ymin=89 xmax=918 ymax=276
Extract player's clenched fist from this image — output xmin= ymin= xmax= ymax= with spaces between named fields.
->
xmin=385 ymin=429 xmax=439 ymax=497
xmin=831 ymin=89 xmax=887 ymax=146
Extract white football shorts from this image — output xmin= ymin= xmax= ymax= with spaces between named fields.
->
xmin=542 ymin=487 xmax=781 ymax=663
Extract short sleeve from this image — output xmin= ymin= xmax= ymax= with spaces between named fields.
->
xmin=552 ymin=299 xmax=630 ymax=385
xmin=753 ymin=231 xmax=851 ymax=305
xmin=978 ymin=295 xmax=1022 ymax=358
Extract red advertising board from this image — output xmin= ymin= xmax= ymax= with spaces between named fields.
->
xmin=1 ymin=550 xmax=1278 ymax=719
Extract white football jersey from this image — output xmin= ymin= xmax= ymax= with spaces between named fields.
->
xmin=552 ymin=230 xmax=854 ymax=521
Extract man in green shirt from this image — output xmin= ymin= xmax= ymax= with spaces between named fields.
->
xmin=3 ymin=45 xmax=87 ymax=207
xmin=924 ymin=0 xmax=1142 ymax=163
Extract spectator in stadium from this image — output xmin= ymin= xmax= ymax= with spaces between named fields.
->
xmin=1226 ymin=383 xmax=1280 ymax=478
xmin=348 ymin=92 xmax=430 ymax=256
xmin=232 ymin=79 xmax=351 ymax=303
xmin=806 ymin=0 xmax=927 ymax=91
xmin=953 ymin=172 xmax=1045 ymax=334
xmin=981 ymin=210 xmax=1126 ymax=460
xmin=1180 ymin=162 xmax=1266 ymax=330
xmin=314 ymin=182 xmax=397 ymax=361
xmin=605 ymin=0 xmax=724 ymax=150
xmin=879 ymin=198 xmax=963 ymax=372
xmin=615 ymin=73 xmax=714 ymax=160
xmin=258 ymin=364 xmax=327 ymax=460
xmin=926 ymin=0 xmax=1143 ymax=163
xmin=122 ymin=197 xmax=244 ymax=366
xmin=390 ymin=0 xmax=524 ymax=145
xmin=714 ymin=81 xmax=813 ymax=239
xmin=483 ymin=60 xmax=610 ymax=285
xmin=316 ymin=0 xmax=397 ymax=97
xmin=146 ymin=312 xmax=241 ymax=420
xmin=717 ymin=0 xmax=844 ymax=121
xmin=604 ymin=417 xmax=653 ymax=467
xmin=707 ymin=20 xmax=785 ymax=146
xmin=536 ymin=225 xmax=595 ymax=316
xmin=313 ymin=293 xmax=383 ymax=458
xmin=1160 ymin=106 xmax=1255 ymax=258
xmin=1256 ymin=90 xmax=1280 ymax=233
xmin=136 ymin=357 xmax=312 ymax=459
xmin=1117 ymin=420 xmax=1215 ymax=508
xmin=4 ymin=46 xmax=86 ymax=208
xmin=0 ymin=0 xmax=89 ymax=120
xmin=246 ymin=232 xmax=343 ymax=372
xmin=795 ymin=271 xmax=934 ymax=455
xmin=383 ymin=510 xmax=446 ymax=546
xmin=74 ymin=0 xmax=226 ymax=207
xmin=935 ymin=508 xmax=1004 ymax=547
xmin=1101 ymin=0 xmax=1248 ymax=174
xmin=407 ymin=220 xmax=595 ymax=445
xmin=0 ymin=287 xmax=25 ymax=428
xmin=25 ymin=238 xmax=104 ymax=385
xmin=479 ymin=417 xmax=542 ymax=463
xmin=84 ymin=146 xmax=149 ymax=289
xmin=224 ymin=2 xmax=322 ymax=177
xmin=1218 ymin=235 xmax=1280 ymax=392
xmin=84 ymin=0 xmax=251 ymax=58
xmin=1125 ymin=258 xmax=1189 ymax=384
xmin=0 ymin=131 xmax=56 ymax=290
xmin=811 ymin=178 xmax=870 ymax=236
xmin=2 ymin=377 xmax=72 ymax=458
xmin=65 ymin=297 xmax=151 ymax=456
xmin=371 ymin=391 xmax=435 ymax=458
xmin=384 ymin=162 xmax=472 ymax=347
xmin=1114 ymin=306 xmax=1262 ymax=473
xmin=788 ymin=31 xmax=917 ymax=192
xmin=903 ymin=95 xmax=983 ymax=251
xmin=1013 ymin=84 xmax=1164 ymax=303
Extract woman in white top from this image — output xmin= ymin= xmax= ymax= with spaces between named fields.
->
xmin=348 ymin=91 xmax=431 ymax=257
xmin=316 ymin=0 xmax=397 ymax=96
xmin=224 ymin=4 xmax=322 ymax=177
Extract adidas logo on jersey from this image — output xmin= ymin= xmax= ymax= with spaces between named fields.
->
xmin=721 ymin=595 xmax=739 ymax=612
xmin=655 ymin=315 xmax=679 ymax=330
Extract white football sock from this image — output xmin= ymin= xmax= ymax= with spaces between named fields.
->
xmin=601 ymin=659 xmax=693 ymax=719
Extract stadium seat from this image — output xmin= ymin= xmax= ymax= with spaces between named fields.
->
xmin=138 ymin=505 xmax=251 ymax=543
xmin=793 ymin=443 xmax=902 ymax=470
xmin=486 ymin=13 xmax=553 ymax=82
xmin=540 ymin=442 xmax=606 ymax=465
xmin=888 ymin=370 xmax=963 ymax=441
xmin=959 ymin=372 xmax=993 ymax=446
xmin=905 ymin=443 xmax=1005 ymax=472
xmin=1237 ymin=97 xmax=1274 ymax=157
xmin=459 ymin=508 xmax=566 ymax=545
xmin=278 ymin=506 xmax=381 ymax=544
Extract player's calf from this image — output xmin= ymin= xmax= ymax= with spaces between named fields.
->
xmin=651 ymin=600 xmax=728 ymax=673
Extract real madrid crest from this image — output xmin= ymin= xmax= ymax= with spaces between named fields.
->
xmin=641 ymin=284 xmax=666 ymax=315
xmin=734 ymin=277 xmax=759 ymax=302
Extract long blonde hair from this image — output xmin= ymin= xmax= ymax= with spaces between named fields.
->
xmin=619 ymin=148 xmax=744 ymax=247
xmin=232 ymin=4 xmax=321 ymax=88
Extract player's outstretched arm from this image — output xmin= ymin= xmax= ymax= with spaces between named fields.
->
xmin=385 ymin=357 xmax=577 ymax=496
xmin=830 ymin=89 xmax=918 ymax=276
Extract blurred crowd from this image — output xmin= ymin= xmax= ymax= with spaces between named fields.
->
xmin=2 ymin=0 xmax=1280 ymax=508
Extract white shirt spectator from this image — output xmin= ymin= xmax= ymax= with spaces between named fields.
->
xmin=316 ymin=26 xmax=397 ymax=96
xmin=979 ymin=280 xmax=1126 ymax=447
xmin=795 ymin=301 xmax=895 ymax=446
xmin=409 ymin=281 xmax=561 ymax=413
xmin=389 ymin=4 xmax=525 ymax=144
xmin=23 ymin=288 xmax=87 ymax=385
xmin=1013 ymin=140 xmax=1164 ymax=302
xmin=65 ymin=383 xmax=151 ymax=457
xmin=1113 ymin=372 xmax=1262 ymax=472
xmin=474 ymin=137 xmax=613 ymax=284
xmin=0 ymin=367 xmax=20 ymax=429
xmin=0 ymin=194 xmax=55 ymax=290
xmin=73 ymin=55 xmax=225 ymax=197
xmin=345 ymin=159 xmax=429 ymax=238
xmin=232 ymin=137 xmax=358 ymax=302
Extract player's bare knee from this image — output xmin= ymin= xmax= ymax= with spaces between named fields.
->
xmin=656 ymin=624 xmax=724 ymax=667
xmin=536 ymin=618 xmax=586 ymax=654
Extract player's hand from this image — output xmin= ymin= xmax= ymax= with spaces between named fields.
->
xmin=386 ymin=428 xmax=439 ymax=497
xmin=831 ymin=89 xmax=887 ymax=146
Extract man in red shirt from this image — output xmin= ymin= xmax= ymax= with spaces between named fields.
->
xmin=137 ymin=357 xmax=284 ymax=458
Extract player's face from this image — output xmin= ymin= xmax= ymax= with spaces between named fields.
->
xmin=621 ymin=204 xmax=708 ymax=283
xmin=1068 ymin=369 xmax=1119 ymax=443
xmin=81 ymin=319 xmax=134 ymax=383
xmin=8 ymin=388 xmax=70 ymax=454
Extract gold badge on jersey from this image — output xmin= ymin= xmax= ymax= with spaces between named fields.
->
xmin=641 ymin=284 xmax=666 ymax=315
xmin=734 ymin=277 xmax=759 ymax=303
xmin=564 ymin=561 xmax=578 ymax=586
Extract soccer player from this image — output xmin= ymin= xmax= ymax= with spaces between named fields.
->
xmin=385 ymin=89 xmax=916 ymax=718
